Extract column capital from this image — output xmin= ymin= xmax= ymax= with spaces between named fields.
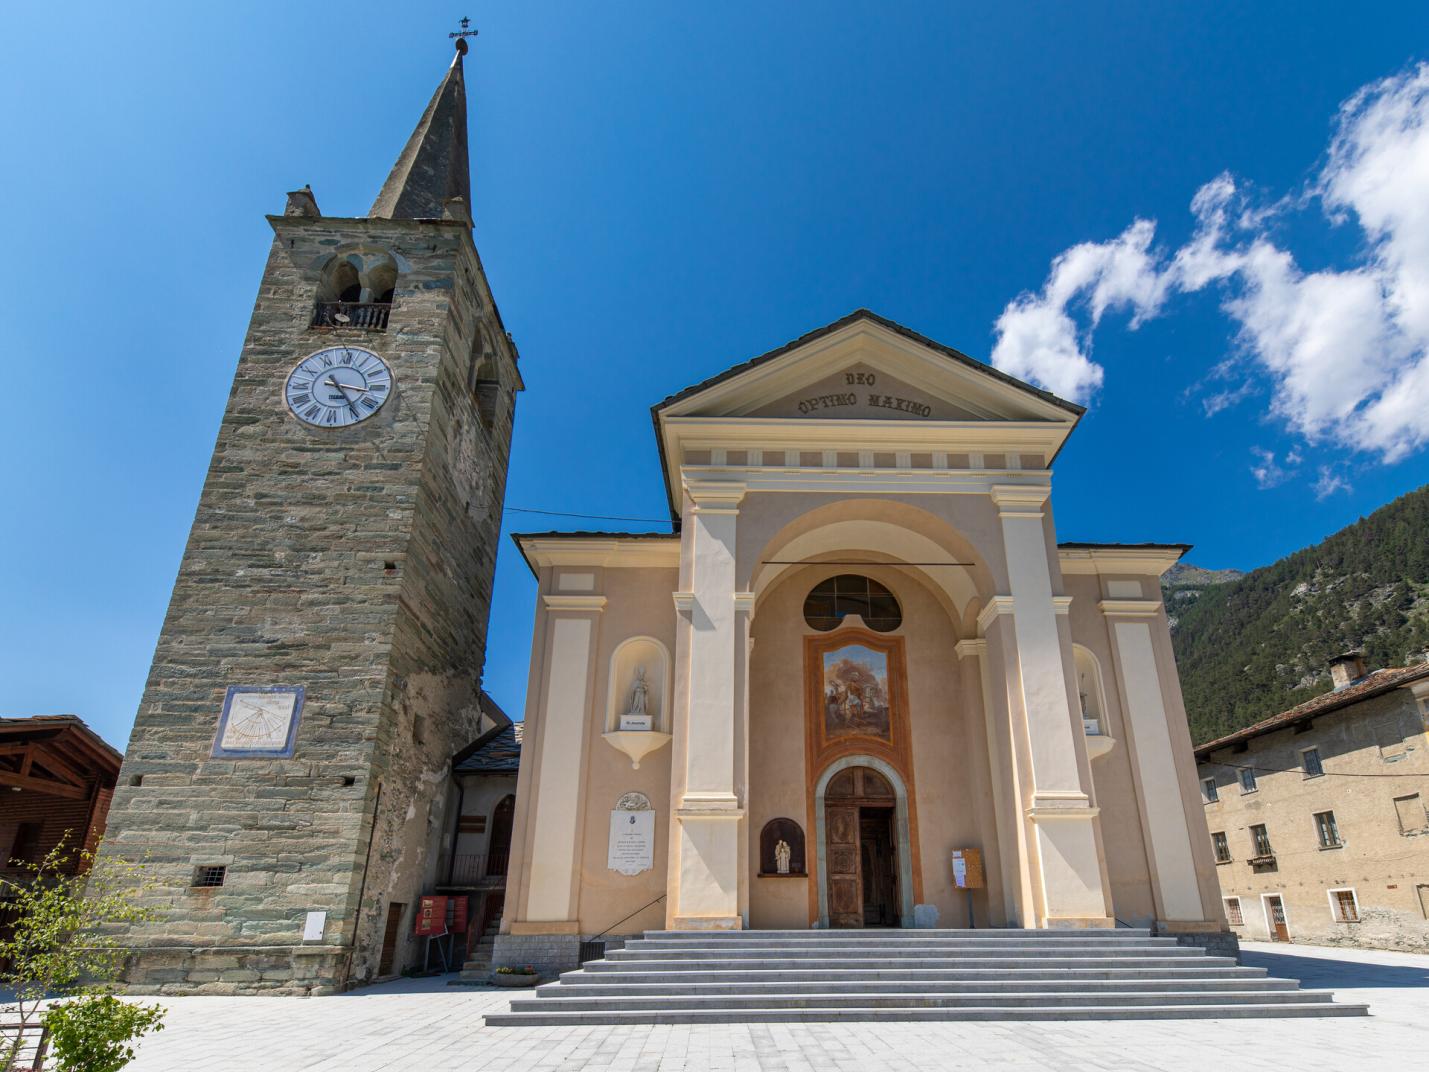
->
xmin=976 ymin=595 xmax=1015 ymax=633
xmin=954 ymin=638 xmax=987 ymax=659
xmin=989 ymin=483 xmax=1051 ymax=518
xmin=672 ymin=591 xmax=695 ymax=614
xmin=542 ymin=594 xmax=607 ymax=613
xmin=733 ymin=591 xmax=757 ymax=614
xmin=684 ymin=476 xmax=747 ymax=512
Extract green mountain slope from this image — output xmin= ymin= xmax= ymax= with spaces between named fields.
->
xmin=1166 ymin=484 xmax=1429 ymax=745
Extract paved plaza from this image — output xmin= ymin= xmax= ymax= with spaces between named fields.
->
xmin=126 ymin=942 xmax=1429 ymax=1072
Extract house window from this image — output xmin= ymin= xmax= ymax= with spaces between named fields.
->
xmin=1301 ymin=747 xmax=1323 ymax=777
xmin=1328 ymin=888 xmax=1359 ymax=923
xmin=1224 ymin=897 xmax=1244 ymax=926
xmin=1250 ymin=824 xmax=1273 ymax=858
xmin=1211 ymin=831 xmax=1231 ymax=863
xmin=1201 ymin=777 xmax=1218 ymax=803
xmin=1314 ymin=810 xmax=1342 ymax=849
xmin=1394 ymin=793 xmax=1427 ymax=835
xmin=1239 ymin=767 xmax=1258 ymax=793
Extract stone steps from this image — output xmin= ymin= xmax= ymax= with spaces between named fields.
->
xmin=485 ymin=1003 xmax=1365 ymax=1025
xmin=482 ymin=928 xmax=1367 ymax=1025
xmin=537 ymin=975 xmax=1299 ymax=997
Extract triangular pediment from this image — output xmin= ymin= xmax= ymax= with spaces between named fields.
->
xmin=656 ymin=310 xmax=1081 ymax=425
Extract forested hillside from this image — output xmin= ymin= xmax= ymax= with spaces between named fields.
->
xmin=1167 ymin=484 xmax=1429 ymax=745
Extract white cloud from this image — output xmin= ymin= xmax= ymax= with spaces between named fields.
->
xmin=990 ymin=219 xmax=1166 ymax=403
xmin=1314 ymin=467 xmax=1353 ymax=499
xmin=992 ymin=62 xmax=1429 ymax=468
xmin=1249 ymin=447 xmax=1296 ymax=489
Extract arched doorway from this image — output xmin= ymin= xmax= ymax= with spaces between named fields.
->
xmin=814 ymin=759 xmax=915 ymax=928
xmin=488 ymin=795 xmax=514 ymax=878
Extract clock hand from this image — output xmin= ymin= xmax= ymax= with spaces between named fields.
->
xmin=324 ymin=378 xmax=363 ymax=419
xmin=323 ymin=378 xmax=370 ymax=393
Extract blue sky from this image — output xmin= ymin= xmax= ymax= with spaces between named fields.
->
xmin=4 ymin=2 xmax=1429 ymax=748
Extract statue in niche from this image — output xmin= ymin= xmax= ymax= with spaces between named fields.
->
xmin=627 ymin=666 xmax=649 ymax=717
xmin=775 ymin=839 xmax=792 ymax=875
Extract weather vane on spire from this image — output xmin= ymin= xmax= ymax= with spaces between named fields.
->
xmin=449 ymin=15 xmax=479 ymax=54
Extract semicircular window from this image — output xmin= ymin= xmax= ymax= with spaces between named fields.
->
xmin=803 ymin=574 xmax=902 ymax=632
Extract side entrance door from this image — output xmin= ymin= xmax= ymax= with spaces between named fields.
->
xmin=1265 ymin=894 xmax=1290 ymax=941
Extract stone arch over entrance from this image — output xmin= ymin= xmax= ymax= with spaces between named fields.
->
xmin=813 ymin=755 xmax=916 ymax=928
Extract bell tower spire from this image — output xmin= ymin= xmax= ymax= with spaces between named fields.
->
xmin=369 ymin=24 xmax=476 ymax=221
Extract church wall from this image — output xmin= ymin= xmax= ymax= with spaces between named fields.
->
xmin=572 ymin=567 xmax=679 ymax=937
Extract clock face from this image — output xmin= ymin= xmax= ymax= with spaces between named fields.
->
xmin=285 ymin=346 xmax=392 ymax=427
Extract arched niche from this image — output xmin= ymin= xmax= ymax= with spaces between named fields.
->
xmin=759 ymin=818 xmax=807 ymax=877
xmin=605 ymin=636 xmax=670 ymax=734
xmin=1074 ymin=644 xmax=1117 ymax=759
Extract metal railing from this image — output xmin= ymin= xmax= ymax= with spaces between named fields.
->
xmin=311 ymin=300 xmax=391 ymax=331
xmin=0 ymin=1021 xmax=51 ymax=1071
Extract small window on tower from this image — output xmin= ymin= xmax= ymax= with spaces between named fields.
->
xmin=192 ymin=865 xmax=227 ymax=889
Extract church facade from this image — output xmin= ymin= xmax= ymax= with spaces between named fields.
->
xmin=498 ymin=310 xmax=1231 ymax=970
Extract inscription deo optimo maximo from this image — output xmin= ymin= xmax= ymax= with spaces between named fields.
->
xmin=796 ymin=371 xmax=933 ymax=417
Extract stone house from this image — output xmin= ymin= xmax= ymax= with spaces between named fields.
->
xmin=1195 ymin=654 xmax=1429 ymax=952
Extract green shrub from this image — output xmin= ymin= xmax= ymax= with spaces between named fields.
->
xmin=45 ymin=994 xmax=165 ymax=1072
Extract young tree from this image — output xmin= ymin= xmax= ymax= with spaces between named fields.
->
xmin=0 ymin=837 xmax=165 ymax=1071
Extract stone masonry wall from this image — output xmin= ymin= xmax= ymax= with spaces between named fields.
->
xmin=101 ymin=209 xmax=518 ymax=994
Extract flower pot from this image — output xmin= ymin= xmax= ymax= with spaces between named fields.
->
xmin=490 ymin=972 xmax=540 ymax=987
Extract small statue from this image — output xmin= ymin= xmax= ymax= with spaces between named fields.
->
xmin=627 ymin=666 xmax=649 ymax=717
xmin=775 ymin=839 xmax=792 ymax=874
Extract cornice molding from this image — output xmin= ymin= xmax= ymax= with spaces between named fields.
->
xmin=954 ymin=638 xmax=987 ymax=659
xmin=678 ymin=465 xmax=1052 ymax=500
xmin=517 ymin=536 xmax=680 ymax=570
xmin=733 ymin=591 xmax=757 ymax=613
xmin=672 ymin=592 xmax=696 ymax=614
xmin=1097 ymin=598 xmax=1162 ymax=618
xmin=542 ymin=594 xmax=607 ymax=613
xmin=1059 ymin=547 xmax=1187 ymax=576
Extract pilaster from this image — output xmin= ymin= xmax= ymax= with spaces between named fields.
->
xmin=668 ymin=478 xmax=747 ymax=929
xmin=518 ymin=593 xmax=604 ymax=926
xmin=1099 ymin=598 xmax=1209 ymax=926
xmin=988 ymin=485 xmax=1113 ymax=928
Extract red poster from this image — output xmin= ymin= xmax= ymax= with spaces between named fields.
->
xmin=448 ymin=895 xmax=469 ymax=934
xmin=414 ymin=894 xmax=449 ymax=938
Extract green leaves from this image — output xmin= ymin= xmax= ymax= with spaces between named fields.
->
xmin=44 ymin=995 xmax=166 ymax=1072
xmin=0 ymin=835 xmax=164 ymax=1070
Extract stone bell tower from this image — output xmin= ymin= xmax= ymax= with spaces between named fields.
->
xmin=101 ymin=37 xmax=522 ymax=993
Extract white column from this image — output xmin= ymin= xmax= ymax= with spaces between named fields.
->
xmin=670 ymin=478 xmax=746 ymax=929
xmin=990 ymin=485 xmax=1112 ymax=927
xmin=1101 ymin=599 xmax=1208 ymax=924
